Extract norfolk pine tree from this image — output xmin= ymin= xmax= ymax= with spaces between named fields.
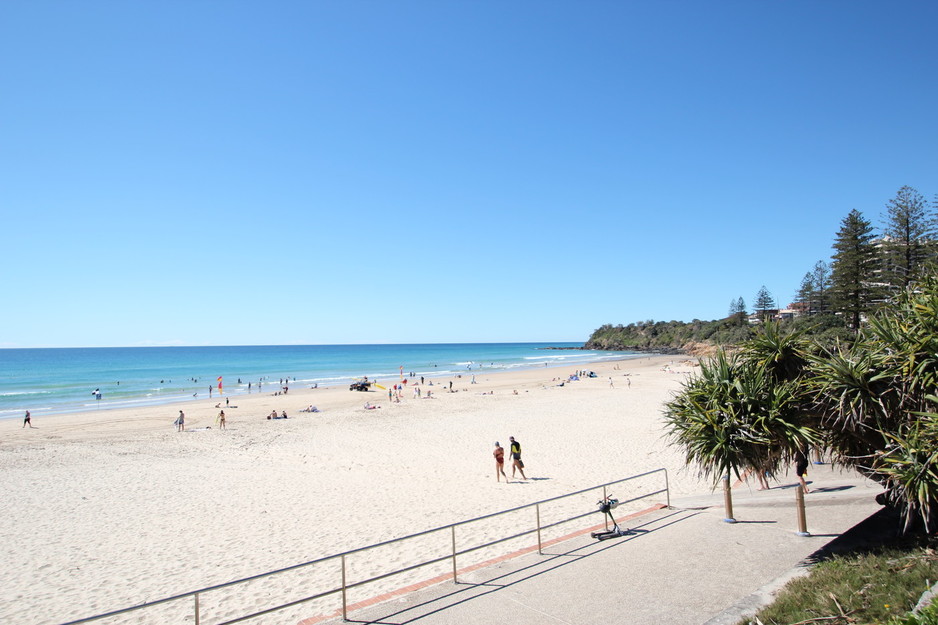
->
xmin=881 ymin=186 xmax=935 ymax=291
xmin=753 ymin=286 xmax=776 ymax=321
xmin=796 ymin=273 xmax=815 ymax=312
xmin=794 ymin=261 xmax=831 ymax=315
xmin=811 ymin=260 xmax=831 ymax=313
xmin=830 ymin=209 xmax=879 ymax=330
xmin=728 ymin=297 xmax=747 ymax=324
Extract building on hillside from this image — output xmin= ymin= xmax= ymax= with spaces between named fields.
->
xmin=748 ymin=308 xmax=799 ymax=324
xmin=748 ymin=309 xmax=779 ymax=324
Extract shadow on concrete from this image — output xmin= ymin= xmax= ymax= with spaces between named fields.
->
xmin=809 ymin=486 xmax=855 ymax=493
xmin=773 ymin=483 xmax=810 ymax=491
xmin=772 ymin=483 xmax=853 ymax=494
xmin=802 ymin=506 xmax=902 ymax=566
xmin=343 ymin=509 xmax=701 ymax=625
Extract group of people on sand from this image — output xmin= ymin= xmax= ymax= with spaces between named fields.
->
xmin=493 ymin=436 xmax=526 ymax=482
xmin=173 ymin=409 xmax=227 ymax=431
xmin=170 ymin=406 xmax=312 ymax=429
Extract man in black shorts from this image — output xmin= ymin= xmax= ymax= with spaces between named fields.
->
xmin=508 ymin=436 xmax=527 ymax=480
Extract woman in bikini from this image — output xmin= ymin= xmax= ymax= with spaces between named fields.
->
xmin=493 ymin=442 xmax=509 ymax=483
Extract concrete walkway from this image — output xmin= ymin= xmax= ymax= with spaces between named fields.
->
xmin=306 ymin=465 xmax=887 ymax=625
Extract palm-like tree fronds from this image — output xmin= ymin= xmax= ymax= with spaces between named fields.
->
xmin=664 ymin=349 xmax=817 ymax=487
xmin=875 ymin=409 xmax=938 ymax=532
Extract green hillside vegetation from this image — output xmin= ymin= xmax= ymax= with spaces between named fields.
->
xmin=586 ymin=318 xmax=749 ymax=353
xmin=586 ymin=313 xmax=852 ymax=354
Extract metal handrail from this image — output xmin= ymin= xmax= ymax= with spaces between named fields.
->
xmin=58 ymin=467 xmax=669 ymax=625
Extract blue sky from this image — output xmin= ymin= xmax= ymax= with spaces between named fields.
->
xmin=2 ymin=1 xmax=937 ymax=348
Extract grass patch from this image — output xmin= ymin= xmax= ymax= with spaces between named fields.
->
xmin=742 ymin=537 xmax=938 ymax=625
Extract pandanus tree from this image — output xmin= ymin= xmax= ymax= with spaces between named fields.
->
xmin=670 ymin=272 xmax=938 ymax=532
xmin=742 ymin=321 xmax=811 ymax=384
xmin=806 ymin=342 xmax=893 ymax=463
xmin=742 ymin=321 xmax=823 ymax=468
xmin=663 ymin=343 xmax=818 ymax=487
xmin=809 ymin=274 xmax=938 ymax=531
xmin=876 ymin=406 xmax=938 ymax=532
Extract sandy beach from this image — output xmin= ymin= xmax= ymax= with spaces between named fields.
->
xmin=0 ymin=355 xmax=710 ymax=625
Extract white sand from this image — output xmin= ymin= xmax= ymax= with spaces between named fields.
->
xmin=0 ymin=355 xmax=708 ymax=625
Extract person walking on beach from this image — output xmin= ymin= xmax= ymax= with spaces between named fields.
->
xmin=217 ymin=410 xmax=226 ymax=430
xmin=176 ymin=410 xmax=185 ymax=432
xmin=23 ymin=410 xmax=33 ymax=428
xmin=493 ymin=442 xmax=509 ymax=483
xmin=508 ymin=436 xmax=527 ymax=480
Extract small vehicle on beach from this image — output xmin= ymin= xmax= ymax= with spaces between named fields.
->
xmin=349 ymin=378 xmax=372 ymax=392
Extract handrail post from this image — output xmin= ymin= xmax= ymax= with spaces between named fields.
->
xmin=451 ymin=526 xmax=458 ymax=583
xmin=664 ymin=468 xmax=671 ymax=509
xmin=602 ymin=485 xmax=609 ymax=530
xmin=194 ymin=592 xmax=200 ymax=625
xmin=536 ymin=504 xmax=542 ymax=555
xmin=341 ymin=554 xmax=348 ymax=621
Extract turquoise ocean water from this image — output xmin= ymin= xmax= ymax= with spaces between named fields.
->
xmin=0 ymin=343 xmax=641 ymax=419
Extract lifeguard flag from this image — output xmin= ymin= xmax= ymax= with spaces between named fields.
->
xmin=217 ymin=376 xmax=223 ymax=394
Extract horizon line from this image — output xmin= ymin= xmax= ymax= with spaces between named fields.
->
xmin=0 ymin=340 xmax=589 ymax=350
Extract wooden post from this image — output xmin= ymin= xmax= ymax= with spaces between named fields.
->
xmin=796 ymin=485 xmax=811 ymax=536
xmin=723 ymin=475 xmax=737 ymax=523
xmin=194 ymin=592 xmax=200 ymax=625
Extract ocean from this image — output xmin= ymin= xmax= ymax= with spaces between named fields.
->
xmin=0 ymin=343 xmax=641 ymax=419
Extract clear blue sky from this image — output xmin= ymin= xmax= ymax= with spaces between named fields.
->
xmin=2 ymin=1 xmax=936 ymax=348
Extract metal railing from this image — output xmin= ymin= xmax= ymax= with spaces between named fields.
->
xmin=58 ymin=467 xmax=669 ymax=625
